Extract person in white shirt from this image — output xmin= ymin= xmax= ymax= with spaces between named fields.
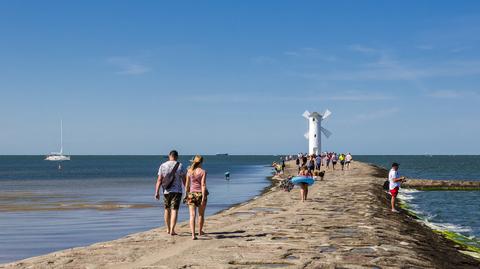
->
xmin=155 ymin=150 xmax=186 ymax=235
xmin=388 ymin=162 xmax=406 ymax=213
xmin=345 ymin=153 xmax=352 ymax=169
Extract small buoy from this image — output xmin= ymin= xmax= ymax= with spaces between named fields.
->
xmin=225 ymin=172 xmax=230 ymax=180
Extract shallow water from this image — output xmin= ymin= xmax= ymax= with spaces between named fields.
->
xmin=356 ymin=155 xmax=480 ymax=242
xmin=0 ymin=155 xmax=277 ymax=263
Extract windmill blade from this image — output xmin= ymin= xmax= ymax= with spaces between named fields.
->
xmin=321 ymin=127 xmax=332 ymax=138
xmin=302 ymin=110 xmax=311 ymax=119
xmin=322 ymin=109 xmax=332 ymax=120
xmin=304 ymin=132 xmax=309 ymax=139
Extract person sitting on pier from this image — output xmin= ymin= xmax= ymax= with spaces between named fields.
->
xmin=389 ymin=162 xmax=406 ymax=213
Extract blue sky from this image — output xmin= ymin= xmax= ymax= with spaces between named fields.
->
xmin=1 ymin=1 xmax=480 ymax=155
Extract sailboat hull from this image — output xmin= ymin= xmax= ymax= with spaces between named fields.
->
xmin=45 ymin=155 xmax=70 ymax=161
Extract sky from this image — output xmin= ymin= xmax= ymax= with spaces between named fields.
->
xmin=1 ymin=1 xmax=480 ymax=155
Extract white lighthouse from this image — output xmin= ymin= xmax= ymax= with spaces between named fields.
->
xmin=302 ymin=110 xmax=332 ymax=155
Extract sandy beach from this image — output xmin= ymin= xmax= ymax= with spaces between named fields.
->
xmin=2 ymin=161 xmax=479 ymax=269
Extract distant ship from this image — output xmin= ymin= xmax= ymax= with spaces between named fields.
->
xmin=45 ymin=120 xmax=70 ymax=161
xmin=215 ymin=153 xmax=229 ymax=156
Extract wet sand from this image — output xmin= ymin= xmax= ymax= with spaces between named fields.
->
xmin=0 ymin=192 xmax=155 ymax=212
xmin=2 ymin=161 xmax=479 ymax=268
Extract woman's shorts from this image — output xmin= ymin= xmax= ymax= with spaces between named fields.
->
xmin=187 ymin=192 xmax=207 ymax=207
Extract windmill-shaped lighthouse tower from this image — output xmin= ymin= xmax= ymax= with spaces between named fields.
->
xmin=302 ymin=110 xmax=332 ymax=155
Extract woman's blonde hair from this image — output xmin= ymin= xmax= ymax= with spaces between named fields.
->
xmin=188 ymin=155 xmax=203 ymax=174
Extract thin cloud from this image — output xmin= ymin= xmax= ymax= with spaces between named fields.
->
xmin=186 ymin=91 xmax=393 ymax=104
xmin=107 ymin=57 xmax=150 ymax=75
xmin=451 ymin=46 xmax=471 ymax=53
xmin=322 ymin=93 xmax=393 ymax=101
xmin=294 ymin=60 xmax=480 ymax=81
xmin=355 ymin=108 xmax=399 ymax=121
xmin=187 ymin=94 xmax=256 ymax=104
xmin=428 ymin=90 xmax=462 ymax=98
xmin=283 ymin=47 xmax=337 ymax=62
xmin=416 ymin=45 xmax=434 ymax=50
xmin=348 ymin=44 xmax=379 ymax=54
xmin=427 ymin=90 xmax=479 ymax=99
xmin=251 ymin=56 xmax=277 ymax=65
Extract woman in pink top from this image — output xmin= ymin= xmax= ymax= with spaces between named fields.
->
xmin=185 ymin=155 xmax=208 ymax=240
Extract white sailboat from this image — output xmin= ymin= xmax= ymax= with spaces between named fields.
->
xmin=45 ymin=120 xmax=71 ymax=161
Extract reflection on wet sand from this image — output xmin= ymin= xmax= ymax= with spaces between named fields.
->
xmin=0 ymin=192 xmax=155 ymax=212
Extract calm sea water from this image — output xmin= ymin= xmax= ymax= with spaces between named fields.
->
xmin=0 ymin=155 xmax=277 ymax=263
xmin=356 ymin=155 xmax=480 ymax=244
xmin=2 ymin=155 xmax=479 ymax=263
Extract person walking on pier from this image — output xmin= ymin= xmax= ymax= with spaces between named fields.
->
xmin=298 ymin=166 xmax=312 ymax=202
xmin=339 ymin=153 xmax=345 ymax=170
xmin=389 ymin=162 xmax=406 ymax=213
xmin=326 ymin=153 xmax=331 ymax=169
xmin=185 ymin=155 xmax=208 ymax=240
xmin=345 ymin=153 xmax=352 ymax=169
xmin=302 ymin=154 xmax=308 ymax=167
xmin=307 ymin=155 xmax=315 ymax=173
xmin=296 ymin=157 xmax=300 ymax=173
xmin=155 ymin=150 xmax=186 ymax=235
xmin=315 ymin=154 xmax=321 ymax=171
xmin=331 ymin=153 xmax=338 ymax=170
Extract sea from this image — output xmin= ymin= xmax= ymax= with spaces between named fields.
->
xmin=356 ymin=155 xmax=480 ymax=249
xmin=1 ymin=155 xmax=479 ymax=263
xmin=0 ymin=155 xmax=277 ymax=264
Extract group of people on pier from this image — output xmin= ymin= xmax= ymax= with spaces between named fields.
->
xmin=278 ymin=152 xmax=352 ymax=202
xmin=295 ymin=152 xmax=353 ymax=172
xmin=153 ymin=150 xmax=403 ymax=241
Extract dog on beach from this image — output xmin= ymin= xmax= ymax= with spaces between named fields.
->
xmin=313 ymin=170 xmax=325 ymax=180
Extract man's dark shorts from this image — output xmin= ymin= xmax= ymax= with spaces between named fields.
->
xmin=164 ymin=192 xmax=182 ymax=210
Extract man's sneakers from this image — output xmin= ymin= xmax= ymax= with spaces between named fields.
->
xmin=391 ymin=209 xmax=400 ymax=213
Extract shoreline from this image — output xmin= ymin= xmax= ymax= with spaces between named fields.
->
xmin=370 ymin=165 xmax=480 ymax=259
xmin=358 ymin=161 xmax=480 ymax=256
xmin=2 ymin=161 xmax=480 ymax=268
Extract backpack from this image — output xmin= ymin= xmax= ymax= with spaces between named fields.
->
xmin=382 ymin=180 xmax=390 ymax=191
xmin=162 ymin=162 xmax=180 ymax=190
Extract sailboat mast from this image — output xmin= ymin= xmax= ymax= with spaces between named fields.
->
xmin=60 ymin=120 xmax=63 ymax=154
